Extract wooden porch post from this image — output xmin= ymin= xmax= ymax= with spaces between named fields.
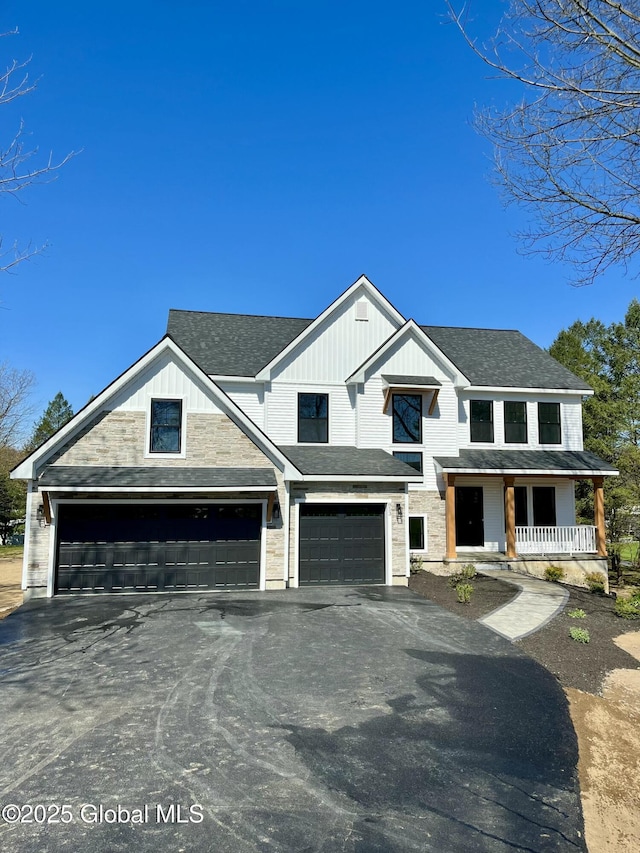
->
xmin=593 ymin=476 xmax=607 ymax=557
xmin=504 ymin=476 xmax=516 ymax=559
xmin=445 ymin=473 xmax=457 ymax=560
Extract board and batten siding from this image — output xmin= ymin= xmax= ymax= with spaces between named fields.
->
xmin=458 ymin=392 xmax=585 ymax=452
xmin=270 ymin=289 xmax=400 ymax=384
xmin=265 ymin=382 xmax=356 ymax=445
xmin=109 ymin=351 xmax=224 ymax=414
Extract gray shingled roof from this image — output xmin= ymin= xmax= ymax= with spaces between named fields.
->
xmin=166 ymin=307 xmax=591 ymax=390
xmin=278 ymin=446 xmax=422 ymax=478
xmin=167 ymin=310 xmax=311 ymax=376
xmin=434 ymin=449 xmax=616 ymax=474
xmin=382 ymin=375 xmax=441 ymax=387
xmin=39 ymin=466 xmax=277 ymax=488
xmin=421 ymin=326 xmax=592 ymax=390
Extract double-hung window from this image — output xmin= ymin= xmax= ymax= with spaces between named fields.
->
xmin=150 ymin=399 xmax=182 ymax=453
xmin=470 ymin=400 xmax=493 ymax=442
xmin=298 ymin=393 xmax=329 ymax=443
xmin=392 ymin=394 xmax=422 ymax=443
xmin=504 ymin=401 xmax=527 ymax=444
xmin=538 ymin=402 xmax=561 ymax=444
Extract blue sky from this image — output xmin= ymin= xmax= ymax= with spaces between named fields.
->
xmin=1 ymin=0 xmax=638 ymax=426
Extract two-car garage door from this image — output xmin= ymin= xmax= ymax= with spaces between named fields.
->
xmin=55 ymin=503 xmax=261 ymax=594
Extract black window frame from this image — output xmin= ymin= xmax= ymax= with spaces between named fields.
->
xmin=392 ymin=393 xmax=422 ymax=444
xmin=538 ymin=402 xmax=561 ymax=445
xmin=392 ymin=451 xmax=423 ymax=473
xmin=149 ymin=398 xmax=183 ymax=454
xmin=297 ymin=393 xmax=329 ymax=443
xmin=470 ymin=400 xmax=494 ymax=443
xmin=504 ymin=401 xmax=527 ymax=444
xmin=409 ymin=516 xmax=426 ymax=550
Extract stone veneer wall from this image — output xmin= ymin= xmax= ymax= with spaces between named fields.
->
xmin=288 ymin=483 xmax=408 ymax=586
xmin=406 ymin=489 xmax=447 ymax=563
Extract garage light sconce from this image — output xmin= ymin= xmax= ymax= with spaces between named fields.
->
xmin=272 ymin=500 xmax=281 ymax=521
xmin=37 ymin=504 xmax=47 ymax=527
xmin=395 ymin=503 xmax=403 ymax=523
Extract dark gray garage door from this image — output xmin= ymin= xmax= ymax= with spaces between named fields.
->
xmin=55 ymin=503 xmax=261 ymax=594
xmin=299 ymin=504 xmax=385 ymax=585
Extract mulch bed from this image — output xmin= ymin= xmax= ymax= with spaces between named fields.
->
xmin=409 ymin=570 xmax=640 ymax=696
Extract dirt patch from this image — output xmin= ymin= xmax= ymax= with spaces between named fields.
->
xmin=0 ymin=558 xmax=23 ymax=618
xmin=410 ymin=571 xmax=640 ymax=852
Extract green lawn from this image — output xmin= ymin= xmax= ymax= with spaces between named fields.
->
xmin=617 ymin=541 xmax=639 ymax=563
xmin=0 ymin=545 xmax=23 ymax=560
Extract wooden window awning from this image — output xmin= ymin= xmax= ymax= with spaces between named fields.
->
xmin=381 ymin=375 xmax=441 ymax=416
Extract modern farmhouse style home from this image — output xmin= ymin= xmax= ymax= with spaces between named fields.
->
xmin=12 ymin=276 xmax=617 ymax=597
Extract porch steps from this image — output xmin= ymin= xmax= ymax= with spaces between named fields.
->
xmin=476 ymin=567 xmax=568 ymax=642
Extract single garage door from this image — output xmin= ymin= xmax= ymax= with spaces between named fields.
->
xmin=299 ymin=503 xmax=385 ymax=585
xmin=55 ymin=503 xmax=262 ymax=594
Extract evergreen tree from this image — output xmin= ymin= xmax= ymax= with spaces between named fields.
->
xmin=28 ymin=392 xmax=74 ymax=450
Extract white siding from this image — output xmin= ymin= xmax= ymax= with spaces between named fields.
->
xmin=363 ymin=333 xmax=457 ymax=383
xmin=458 ymin=392 xmax=586 ymax=451
xmin=109 ymin=351 xmax=223 ymax=413
xmin=272 ymin=288 xmax=400 ymax=383
xmin=265 ymin=382 xmax=356 ymax=445
xmin=218 ymin=382 xmax=265 ymax=429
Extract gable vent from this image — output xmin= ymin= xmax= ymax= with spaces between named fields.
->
xmin=355 ymin=300 xmax=369 ymax=321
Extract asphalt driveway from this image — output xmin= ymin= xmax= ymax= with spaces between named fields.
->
xmin=0 ymin=586 xmax=584 ymax=852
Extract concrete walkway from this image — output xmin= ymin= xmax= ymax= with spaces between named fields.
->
xmin=477 ymin=566 xmax=569 ymax=642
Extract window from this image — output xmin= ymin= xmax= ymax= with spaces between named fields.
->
xmin=393 ymin=451 xmax=423 ymax=473
xmin=538 ymin=402 xmax=561 ymax=444
xmin=533 ymin=487 xmax=556 ymax=526
xmin=504 ymin=401 xmax=527 ymax=444
xmin=150 ymin=399 xmax=182 ymax=453
xmin=298 ymin=393 xmax=328 ymax=443
xmin=470 ymin=400 xmax=493 ymax=442
xmin=409 ymin=516 xmax=426 ymax=550
xmin=392 ymin=394 xmax=422 ymax=443
xmin=505 ymin=485 xmax=528 ymax=527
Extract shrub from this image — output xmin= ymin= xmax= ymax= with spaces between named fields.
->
xmin=448 ymin=564 xmax=477 ymax=587
xmin=614 ymin=597 xmax=640 ymax=620
xmin=567 ymin=608 xmax=586 ymax=619
xmin=585 ymin=572 xmax=605 ymax=594
xmin=456 ymin=582 xmax=473 ymax=604
xmin=409 ymin=554 xmax=424 ymax=573
xmin=629 ymin=589 xmax=640 ymax=606
xmin=569 ymin=627 xmax=590 ymax=644
xmin=544 ymin=566 xmax=565 ymax=583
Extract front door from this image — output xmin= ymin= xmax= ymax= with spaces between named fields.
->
xmin=455 ymin=487 xmax=484 ymax=547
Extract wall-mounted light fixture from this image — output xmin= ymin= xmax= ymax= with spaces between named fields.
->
xmin=272 ymin=500 xmax=281 ymax=521
xmin=37 ymin=504 xmax=47 ymax=527
xmin=396 ymin=503 xmax=403 ymax=523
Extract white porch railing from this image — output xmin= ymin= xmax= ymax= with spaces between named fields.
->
xmin=515 ymin=525 xmax=597 ymax=555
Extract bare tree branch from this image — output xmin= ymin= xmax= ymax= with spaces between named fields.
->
xmin=0 ymin=362 xmax=35 ymax=447
xmin=0 ymin=28 xmax=77 ymax=275
xmin=446 ymin=1 xmax=640 ymax=284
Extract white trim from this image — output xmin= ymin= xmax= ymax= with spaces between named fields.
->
xmin=210 ymin=375 xmax=261 ymax=383
xmin=21 ymin=487 xmax=33 ymax=591
xmin=48 ymin=497 xmax=268 ymax=597
xmin=144 ymin=394 xmax=187 ymax=459
xmin=465 ymin=385 xmax=594 ymax=396
xmin=293 ymin=496 xmax=393 ymax=587
xmin=435 ymin=467 xmax=617 ymax=477
xmin=346 ymin=320 xmax=469 ymax=386
xmin=283 ymin=481 xmax=290 ymax=587
xmin=260 ymin=499 xmax=267 ymax=590
xmin=404 ymin=491 xmax=410 ymax=576
xmin=292 ymin=475 xmax=422 ymax=483
xmin=255 ymin=275 xmax=406 ymax=381
xmin=40 ymin=485 xmax=277 ymax=493
xmin=408 ymin=513 xmax=429 ymax=555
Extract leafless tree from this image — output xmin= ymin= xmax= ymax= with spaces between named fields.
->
xmin=0 ymin=28 xmax=75 ymax=274
xmin=0 ymin=362 xmax=35 ymax=447
xmin=447 ymin=1 xmax=640 ymax=285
